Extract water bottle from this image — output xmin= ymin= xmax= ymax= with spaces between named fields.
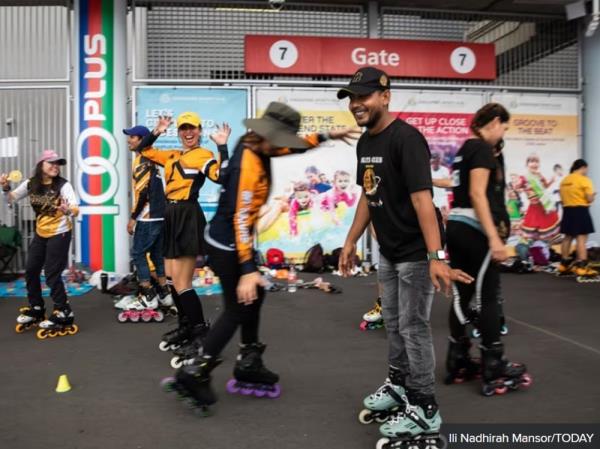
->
xmin=287 ymin=265 xmax=297 ymax=293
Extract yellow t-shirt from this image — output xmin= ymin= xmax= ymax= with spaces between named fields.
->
xmin=559 ymin=173 xmax=595 ymax=207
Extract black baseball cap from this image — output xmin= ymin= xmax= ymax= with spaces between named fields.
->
xmin=337 ymin=67 xmax=391 ymax=99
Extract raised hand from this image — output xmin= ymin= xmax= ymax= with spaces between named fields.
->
xmin=210 ymin=123 xmax=232 ymax=146
xmin=155 ymin=115 xmax=173 ymax=134
xmin=328 ymin=126 xmax=362 ymax=145
xmin=0 ymin=173 xmax=8 ymax=188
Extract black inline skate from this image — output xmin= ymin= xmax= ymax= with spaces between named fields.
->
xmin=480 ymin=342 xmax=532 ymax=396
xmin=15 ymin=305 xmax=46 ymax=333
xmin=226 ymin=342 xmax=281 ymax=398
xmin=161 ymin=355 xmax=222 ymax=416
xmin=444 ymin=336 xmax=481 ymax=385
xmin=170 ymin=322 xmax=210 ymax=369
xmin=159 ymin=316 xmax=192 ymax=352
xmin=36 ymin=305 xmax=78 ymax=339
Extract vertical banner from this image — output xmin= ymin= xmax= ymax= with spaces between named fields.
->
xmin=255 ymin=88 xmax=360 ymax=261
xmin=390 ymin=91 xmax=486 ymax=217
xmin=490 ymin=93 xmax=581 ymax=242
xmin=74 ymin=0 xmax=129 ymax=273
xmin=134 ymin=87 xmax=249 ymax=214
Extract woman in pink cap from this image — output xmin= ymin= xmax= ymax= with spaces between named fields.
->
xmin=1 ymin=150 xmax=80 ymax=339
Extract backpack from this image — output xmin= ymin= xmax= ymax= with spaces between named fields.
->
xmin=303 ymin=244 xmax=324 ymax=272
xmin=266 ymin=248 xmax=286 ymax=269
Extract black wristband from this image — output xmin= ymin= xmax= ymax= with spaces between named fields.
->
xmin=2 ymin=186 xmax=11 ymax=192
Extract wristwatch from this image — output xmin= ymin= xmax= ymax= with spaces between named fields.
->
xmin=427 ymin=250 xmax=447 ymax=261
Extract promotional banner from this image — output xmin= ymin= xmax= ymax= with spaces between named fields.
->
xmin=390 ymin=91 xmax=486 ymax=217
xmin=254 ymin=88 xmax=360 ymax=262
xmin=245 ymin=35 xmax=496 ymax=80
xmin=75 ymin=0 xmax=129 ymax=273
xmin=135 ymin=87 xmax=249 ymax=207
xmin=490 ymin=93 xmax=581 ymax=243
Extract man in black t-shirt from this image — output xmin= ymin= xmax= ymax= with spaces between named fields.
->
xmin=338 ymin=67 xmax=472 ymax=444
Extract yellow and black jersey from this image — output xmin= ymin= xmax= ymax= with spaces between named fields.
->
xmin=205 ymin=133 xmax=323 ymax=274
xmin=10 ymin=177 xmax=79 ymax=238
xmin=136 ymin=133 xmax=228 ymax=201
xmin=131 ymin=154 xmax=166 ymax=220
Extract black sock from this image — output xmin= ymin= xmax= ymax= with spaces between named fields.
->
xmin=167 ymin=278 xmax=185 ymax=318
xmin=178 ymin=288 xmax=205 ymax=326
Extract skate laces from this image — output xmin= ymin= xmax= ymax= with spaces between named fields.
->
xmin=371 ymin=378 xmax=392 ymax=399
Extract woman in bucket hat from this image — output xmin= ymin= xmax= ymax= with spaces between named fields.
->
xmin=161 ymin=102 xmax=360 ymax=414
xmin=136 ymin=112 xmax=231 ymax=360
xmin=1 ymin=150 xmax=80 ymax=339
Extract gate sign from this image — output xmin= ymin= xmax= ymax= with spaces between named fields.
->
xmin=245 ymin=35 xmax=496 ymax=80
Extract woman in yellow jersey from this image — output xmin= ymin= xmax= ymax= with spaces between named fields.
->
xmin=136 ymin=112 xmax=231 ymax=357
xmin=558 ymin=159 xmax=597 ymax=278
xmin=1 ymin=150 xmax=80 ymax=338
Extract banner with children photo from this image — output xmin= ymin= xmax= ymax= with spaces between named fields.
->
xmin=389 ymin=91 xmax=486 ymax=221
xmin=254 ymin=88 xmax=360 ymax=262
xmin=490 ymin=93 xmax=581 ymax=248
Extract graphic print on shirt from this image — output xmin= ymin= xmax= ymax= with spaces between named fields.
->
xmin=362 ymin=166 xmax=382 ymax=207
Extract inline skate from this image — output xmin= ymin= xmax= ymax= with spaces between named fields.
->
xmin=156 ymin=284 xmax=178 ymax=316
xmin=556 ymin=258 xmax=575 ymax=277
xmin=358 ymin=367 xmax=408 ymax=424
xmin=573 ymin=262 xmax=600 ymax=283
xmin=159 ymin=316 xmax=191 ymax=352
xmin=360 ymin=297 xmax=384 ymax=331
xmin=480 ymin=342 xmax=532 ymax=396
xmin=225 ymin=342 xmax=281 ymax=398
xmin=117 ymin=286 xmax=164 ymax=323
xmin=444 ymin=336 xmax=481 ymax=384
xmin=15 ymin=305 xmax=46 ymax=333
xmin=36 ymin=305 xmax=78 ymax=339
xmin=161 ymin=355 xmax=222 ymax=417
xmin=376 ymin=393 xmax=443 ymax=449
xmin=170 ymin=322 xmax=210 ymax=368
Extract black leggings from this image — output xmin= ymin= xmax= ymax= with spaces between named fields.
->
xmin=26 ymin=231 xmax=71 ymax=310
xmin=447 ymin=221 xmax=501 ymax=346
xmin=202 ymin=245 xmax=265 ymax=357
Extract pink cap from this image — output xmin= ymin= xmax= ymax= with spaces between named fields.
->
xmin=39 ymin=150 xmax=66 ymax=166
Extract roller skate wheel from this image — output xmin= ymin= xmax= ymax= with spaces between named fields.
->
xmin=358 ymin=408 xmax=374 ymax=424
xmin=158 ymin=340 xmax=170 ymax=352
xmin=253 ymin=389 xmax=267 ymax=398
xmin=495 ymin=386 xmax=508 ymax=395
xmin=376 ymin=437 xmax=390 ymax=449
xmin=36 ymin=329 xmax=48 ymax=340
xmin=68 ymin=325 xmax=79 ymax=335
xmin=48 ymin=330 xmax=58 ymax=338
xmin=58 ymin=329 xmax=68 ymax=337
xmin=15 ymin=323 xmax=25 ymax=333
xmin=117 ymin=312 xmax=128 ymax=323
xmin=471 ymin=328 xmax=481 ymax=339
xmin=266 ymin=383 xmax=281 ymax=399
xmin=482 ymin=384 xmax=495 ymax=397
xmin=226 ymin=378 xmax=241 ymax=394
xmin=171 ymin=357 xmax=183 ymax=369
xmin=240 ymin=386 xmax=254 ymax=396
xmin=154 ymin=311 xmax=165 ymax=323
xmin=130 ymin=314 xmax=140 ymax=323
xmin=160 ymin=376 xmax=176 ymax=392
xmin=500 ymin=325 xmax=508 ymax=336
xmin=521 ymin=373 xmax=533 ymax=388
xmin=359 ymin=321 xmax=368 ymax=331
xmin=141 ymin=312 xmax=153 ymax=323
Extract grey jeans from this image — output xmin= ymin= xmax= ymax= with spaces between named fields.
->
xmin=378 ymin=254 xmax=436 ymax=395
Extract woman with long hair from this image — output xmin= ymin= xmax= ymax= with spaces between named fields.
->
xmin=445 ymin=103 xmax=531 ymax=396
xmin=1 ymin=150 xmax=79 ymax=339
xmin=136 ymin=112 xmax=231 ymax=360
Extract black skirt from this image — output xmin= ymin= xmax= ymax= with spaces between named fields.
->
xmin=560 ymin=206 xmax=595 ymax=236
xmin=163 ymin=201 xmax=207 ymax=258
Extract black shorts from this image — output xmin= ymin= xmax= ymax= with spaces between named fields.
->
xmin=560 ymin=206 xmax=595 ymax=236
xmin=163 ymin=200 xmax=207 ymax=258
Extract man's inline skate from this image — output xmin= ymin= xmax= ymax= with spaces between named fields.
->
xmin=161 ymin=355 xmax=222 ymax=417
xmin=117 ymin=286 xmax=164 ymax=323
xmin=480 ymin=342 xmax=532 ymax=396
xmin=444 ymin=336 xmax=481 ymax=384
xmin=15 ymin=305 xmax=46 ymax=333
xmin=36 ymin=305 xmax=78 ymax=339
xmin=376 ymin=393 xmax=444 ymax=449
xmin=573 ymin=261 xmax=600 ymax=283
xmin=159 ymin=316 xmax=192 ymax=352
xmin=170 ymin=322 xmax=211 ymax=368
xmin=225 ymin=342 xmax=281 ymax=398
xmin=358 ymin=367 xmax=408 ymax=424
xmin=360 ymin=297 xmax=384 ymax=331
